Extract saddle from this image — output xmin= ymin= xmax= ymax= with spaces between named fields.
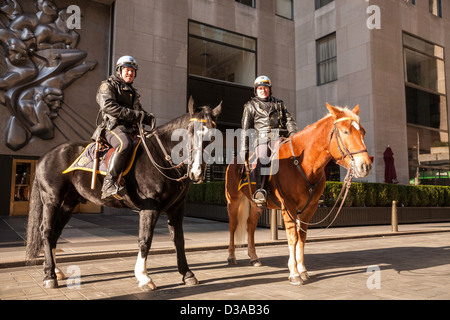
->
xmin=62 ymin=138 xmax=141 ymax=177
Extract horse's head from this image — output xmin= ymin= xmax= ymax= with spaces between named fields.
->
xmin=186 ymin=96 xmax=221 ymax=183
xmin=326 ymin=103 xmax=372 ymax=178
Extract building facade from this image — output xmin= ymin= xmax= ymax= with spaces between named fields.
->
xmin=0 ymin=0 xmax=449 ymax=216
xmin=296 ymin=0 xmax=450 ymax=185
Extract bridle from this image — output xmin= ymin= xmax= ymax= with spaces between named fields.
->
xmin=186 ymin=118 xmax=216 ymax=184
xmin=329 ymin=117 xmax=368 ymax=171
xmin=138 ymin=116 xmax=213 ymax=183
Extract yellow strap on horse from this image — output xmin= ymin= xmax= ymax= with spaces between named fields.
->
xmin=334 ymin=117 xmax=354 ymax=124
xmin=190 ymin=118 xmax=216 ymax=126
xmin=190 ymin=118 xmax=206 ymax=123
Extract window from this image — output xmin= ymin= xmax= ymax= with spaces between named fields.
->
xmin=429 ymin=0 xmax=442 ymax=18
xmin=317 ymin=33 xmax=337 ymax=85
xmin=403 ymin=33 xmax=449 ymax=185
xmin=188 ymin=21 xmax=256 ymax=87
xmin=236 ymin=0 xmax=255 ymax=8
xmin=404 ymin=0 xmax=416 ymax=4
xmin=188 ymin=20 xmax=256 ymax=128
xmin=315 ymin=0 xmax=334 ymax=10
xmin=276 ymin=0 xmax=293 ymax=20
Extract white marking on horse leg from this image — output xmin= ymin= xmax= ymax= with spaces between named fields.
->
xmin=288 ymin=244 xmax=300 ymax=279
xmin=134 ymin=253 xmax=152 ymax=287
xmin=294 ymin=242 xmax=304 ymax=272
xmin=296 ymin=238 xmax=310 ymax=281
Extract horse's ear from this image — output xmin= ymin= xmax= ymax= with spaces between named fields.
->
xmin=212 ymin=101 xmax=222 ymax=120
xmin=326 ymin=102 xmax=342 ymax=119
xmin=188 ymin=96 xmax=195 ymax=115
xmin=326 ymin=102 xmax=334 ymax=114
xmin=352 ymin=105 xmax=360 ymax=116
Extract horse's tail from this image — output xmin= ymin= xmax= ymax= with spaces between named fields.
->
xmin=234 ymin=194 xmax=250 ymax=245
xmin=26 ymin=177 xmax=43 ymax=263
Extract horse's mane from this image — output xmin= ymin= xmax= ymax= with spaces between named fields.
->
xmin=301 ymin=106 xmax=360 ymax=133
xmin=155 ymin=105 xmax=214 ymax=137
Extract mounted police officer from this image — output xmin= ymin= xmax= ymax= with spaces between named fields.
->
xmin=92 ymin=55 xmax=154 ymax=200
xmin=241 ymin=75 xmax=298 ymax=206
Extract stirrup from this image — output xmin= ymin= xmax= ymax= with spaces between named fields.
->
xmin=101 ymin=182 xmax=127 ymax=200
xmin=252 ymin=189 xmax=267 ymax=206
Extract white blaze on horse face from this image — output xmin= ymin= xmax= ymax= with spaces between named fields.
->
xmin=190 ymin=121 xmax=207 ymax=180
xmin=351 ymin=121 xmax=366 ymax=146
xmin=351 ymin=121 xmax=371 ymax=178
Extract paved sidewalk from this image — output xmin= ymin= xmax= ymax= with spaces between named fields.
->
xmin=1 ymin=231 xmax=450 ymax=301
xmin=1 ymin=211 xmax=450 ymax=268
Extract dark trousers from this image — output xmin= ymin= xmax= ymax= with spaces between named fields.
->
xmin=254 ymin=143 xmax=272 ymax=190
xmin=103 ymin=128 xmax=133 ymax=178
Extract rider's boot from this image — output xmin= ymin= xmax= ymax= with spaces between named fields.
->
xmin=101 ymin=150 xmax=127 ymax=200
xmin=252 ymin=167 xmax=267 ymax=207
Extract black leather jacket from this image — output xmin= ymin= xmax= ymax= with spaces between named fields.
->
xmin=241 ymin=96 xmax=298 ymax=157
xmin=92 ymin=75 xmax=144 ymax=140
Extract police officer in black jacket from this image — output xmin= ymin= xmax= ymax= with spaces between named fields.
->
xmin=92 ymin=55 xmax=154 ymax=200
xmin=241 ymin=76 xmax=298 ymax=206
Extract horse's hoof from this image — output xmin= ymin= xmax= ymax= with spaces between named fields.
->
xmin=139 ymin=281 xmax=157 ymax=291
xmin=55 ymin=268 xmax=66 ymax=280
xmin=250 ymin=259 xmax=262 ymax=267
xmin=289 ymin=275 xmax=303 ymax=286
xmin=184 ymin=276 xmax=199 ymax=286
xmin=227 ymin=258 xmax=237 ymax=266
xmin=300 ymin=271 xmax=310 ymax=282
xmin=43 ymin=279 xmax=58 ymax=289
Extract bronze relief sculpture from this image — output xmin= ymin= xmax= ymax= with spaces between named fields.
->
xmin=1 ymin=0 xmax=96 ymax=151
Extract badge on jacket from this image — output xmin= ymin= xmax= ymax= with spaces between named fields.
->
xmin=99 ymin=83 xmax=109 ymax=93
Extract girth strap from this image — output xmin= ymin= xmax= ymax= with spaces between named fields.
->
xmin=288 ymin=139 xmax=324 ymax=215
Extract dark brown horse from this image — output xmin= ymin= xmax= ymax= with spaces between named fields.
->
xmin=226 ymin=103 xmax=372 ymax=285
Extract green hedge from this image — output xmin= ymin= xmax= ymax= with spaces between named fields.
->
xmin=323 ymin=182 xmax=450 ymax=207
xmin=187 ymin=181 xmax=226 ymax=205
xmin=187 ymin=181 xmax=450 ymax=207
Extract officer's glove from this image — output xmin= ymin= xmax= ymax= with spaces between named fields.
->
xmin=143 ymin=112 xmax=155 ymax=126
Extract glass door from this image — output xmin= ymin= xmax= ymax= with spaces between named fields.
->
xmin=9 ymin=159 xmax=36 ymax=216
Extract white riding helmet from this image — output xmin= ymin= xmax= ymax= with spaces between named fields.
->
xmin=116 ymin=55 xmax=138 ymax=75
xmin=254 ymin=75 xmax=272 ymax=88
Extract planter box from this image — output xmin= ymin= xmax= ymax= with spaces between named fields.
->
xmin=186 ymin=203 xmax=450 ymax=229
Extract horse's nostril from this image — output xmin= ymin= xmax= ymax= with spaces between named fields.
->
xmin=361 ymin=163 xmax=372 ymax=173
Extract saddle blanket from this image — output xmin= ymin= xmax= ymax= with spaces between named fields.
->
xmin=62 ymin=141 xmax=140 ymax=176
xmin=237 ymin=156 xmax=278 ymax=192
xmin=238 ymin=173 xmax=256 ymax=191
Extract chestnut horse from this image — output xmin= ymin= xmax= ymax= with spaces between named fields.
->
xmin=226 ymin=103 xmax=372 ymax=285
